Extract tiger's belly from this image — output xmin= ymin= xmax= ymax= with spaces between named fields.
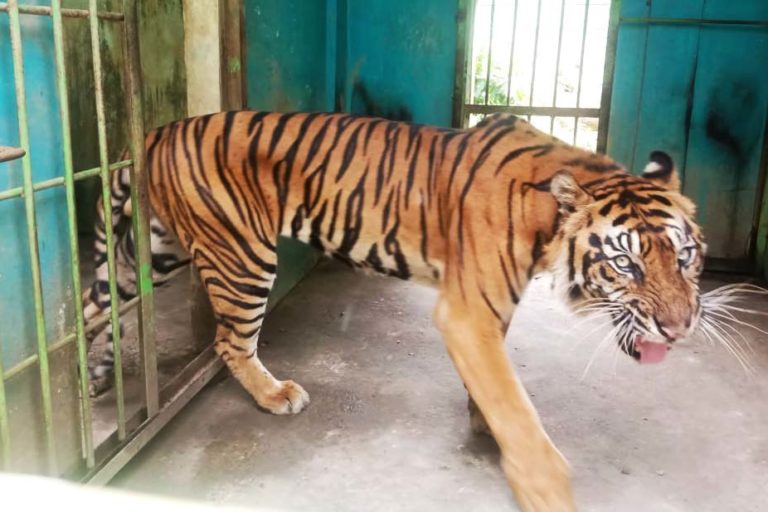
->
xmin=282 ymin=222 xmax=442 ymax=286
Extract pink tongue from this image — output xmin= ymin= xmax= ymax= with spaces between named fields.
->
xmin=636 ymin=338 xmax=669 ymax=364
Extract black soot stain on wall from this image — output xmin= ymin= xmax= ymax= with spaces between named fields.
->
xmin=351 ymin=81 xmax=413 ymax=122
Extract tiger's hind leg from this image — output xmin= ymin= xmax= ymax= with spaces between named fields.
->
xmin=195 ymin=250 xmax=310 ymax=415
xmin=88 ymin=322 xmax=124 ymax=396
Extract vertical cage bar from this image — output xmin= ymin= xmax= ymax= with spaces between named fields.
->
xmin=51 ymin=0 xmax=95 ymax=467
xmin=549 ymin=0 xmax=566 ymax=134
xmin=452 ymin=0 xmax=474 ymax=127
xmin=88 ymin=0 xmax=126 ymax=439
xmin=0 ymin=346 xmax=10 ymax=469
xmin=123 ymin=0 xmax=159 ymax=418
xmin=573 ymin=0 xmax=591 ymax=145
xmin=7 ymin=0 xmax=57 ymax=474
xmin=504 ymin=0 xmax=518 ymax=105
xmin=483 ymin=0 xmax=495 ymax=105
xmin=528 ymin=0 xmax=542 ymax=107
xmin=597 ymin=0 xmax=622 ymax=154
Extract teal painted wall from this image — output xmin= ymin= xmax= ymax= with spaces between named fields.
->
xmin=607 ymin=0 xmax=768 ymax=265
xmin=343 ymin=0 xmax=459 ymax=126
xmin=244 ymin=0 xmax=460 ymax=300
xmin=0 ymin=1 xmax=81 ymax=473
xmin=0 ymin=2 xmax=74 ymax=376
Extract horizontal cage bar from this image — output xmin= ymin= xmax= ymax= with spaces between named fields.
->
xmin=1 ymin=263 xmax=189 ymax=383
xmin=465 ymin=104 xmax=601 ymax=118
xmin=620 ymin=17 xmax=768 ymax=27
xmin=0 ymin=2 xmax=123 ymax=21
xmin=0 ymin=145 xmax=25 ymax=163
xmin=0 ymin=159 xmax=131 ymax=202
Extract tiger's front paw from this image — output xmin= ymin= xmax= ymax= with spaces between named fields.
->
xmin=503 ymin=445 xmax=576 ymax=512
xmin=258 ymin=380 xmax=310 ymax=415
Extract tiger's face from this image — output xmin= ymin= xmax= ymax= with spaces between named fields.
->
xmin=550 ymin=151 xmax=706 ymax=364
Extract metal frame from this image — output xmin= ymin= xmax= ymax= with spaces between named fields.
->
xmin=0 ymin=0 xmax=220 ymax=482
xmin=457 ymin=0 xmax=621 ymax=153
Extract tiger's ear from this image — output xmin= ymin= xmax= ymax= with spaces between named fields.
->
xmin=642 ymin=151 xmax=680 ymax=191
xmin=550 ymin=170 xmax=591 ymax=213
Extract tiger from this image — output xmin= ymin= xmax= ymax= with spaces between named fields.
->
xmin=81 ymin=156 xmax=189 ymax=394
xmin=83 ymin=111 xmax=706 ymax=512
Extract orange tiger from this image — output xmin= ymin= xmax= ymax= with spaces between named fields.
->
xmin=85 ymin=111 xmax=707 ymax=511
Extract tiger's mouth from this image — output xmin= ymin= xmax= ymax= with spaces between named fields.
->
xmin=627 ymin=335 xmax=670 ymax=364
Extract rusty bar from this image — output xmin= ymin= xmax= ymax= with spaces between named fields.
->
xmin=219 ymin=0 xmax=245 ymax=110
xmin=123 ymin=0 xmax=159 ymax=418
xmin=88 ymin=0 xmax=126 ymax=439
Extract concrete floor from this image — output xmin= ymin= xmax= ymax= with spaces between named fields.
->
xmin=111 ymin=260 xmax=768 ymax=512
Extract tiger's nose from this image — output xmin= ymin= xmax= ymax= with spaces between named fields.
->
xmin=657 ymin=321 xmax=690 ymax=342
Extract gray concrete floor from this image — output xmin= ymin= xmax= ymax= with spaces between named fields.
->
xmin=110 ymin=260 xmax=768 ymax=512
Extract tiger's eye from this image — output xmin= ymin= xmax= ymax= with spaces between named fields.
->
xmin=613 ymin=255 xmax=634 ymax=272
xmin=615 ymin=255 xmax=630 ymax=266
xmin=679 ymin=247 xmax=696 ymax=266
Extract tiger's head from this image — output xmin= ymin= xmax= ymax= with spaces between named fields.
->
xmin=549 ymin=151 xmax=706 ymax=364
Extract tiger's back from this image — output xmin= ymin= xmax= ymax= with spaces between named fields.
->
xmin=145 ymin=111 xmax=609 ymax=290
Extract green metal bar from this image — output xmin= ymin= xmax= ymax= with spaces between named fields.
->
xmin=596 ymin=0 xmax=622 ymax=154
xmin=621 ymin=17 xmax=768 ymax=27
xmin=482 ymin=0 xmax=495 ymax=106
xmin=573 ymin=0 xmax=591 ymax=145
xmin=82 ymin=263 xmax=188 ymax=341
xmin=0 ymin=343 xmax=10 ymax=469
xmin=7 ymin=0 xmax=57 ymax=475
xmin=464 ymin=104 xmax=600 ymax=117
xmin=84 ymin=348 xmax=224 ymax=485
xmin=124 ymin=0 xmax=159 ymax=418
xmin=549 ymin=0 xmax=566 ymax=134
xmin=0 ymin=160 xmax=132 ymax=202
xmin=51 ymin=0 xmax=95 ymax=468
xmin=3 ymin=334 xmax=75 ymax=382
xmin=1 ymin=263 xmax=188 ymax=385
xmin=89 ymin=0 xmax=126 ymax=440
xmin=0 ymin=2 xmax=124 ymax=20
xmin=504 ymin=0 xmax=518 ymax=106
xmin=528 ymin=0 xmax=542 ymax=108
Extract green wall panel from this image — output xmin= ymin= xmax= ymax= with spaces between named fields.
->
xmin=608 ymin=0 xmax=768 ymax=264
xmin=244 ymin=0 xmax=461 ymax=300
xmin=244 ymin=0 xmax=329 ymax=302
xmin=344 ymin=0 xmax=459 ymax=126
